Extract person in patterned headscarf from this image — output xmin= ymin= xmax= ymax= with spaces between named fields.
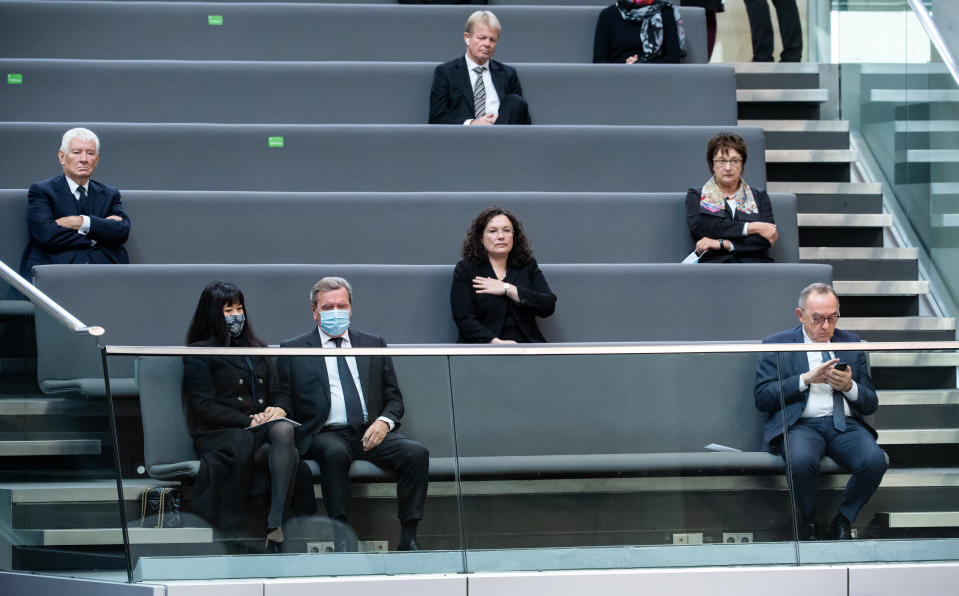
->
xmin=685 ymin=132 xmax=778 ymax=263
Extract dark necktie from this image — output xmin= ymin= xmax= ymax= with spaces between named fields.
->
xmin=822 ymin=350 xmax=846 ymax=431
xmin=76 ymin=185 xmax=90 ymax=215
xmin=472 ymin=66 xmax=487 ymax=119
xmin=332 ymin=336 xmax=365 ymax=430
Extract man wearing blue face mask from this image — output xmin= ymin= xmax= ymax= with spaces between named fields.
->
xmin=275 ymin=277 xmax=429 ymax=552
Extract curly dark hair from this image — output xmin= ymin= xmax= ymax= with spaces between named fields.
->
xmin=461 ymin=206 xmax=533 ymax=268
xmin=706 ymin=131 xmax=748 ymax=172
xmin=185 ymin=280 xmax=265 ymax=347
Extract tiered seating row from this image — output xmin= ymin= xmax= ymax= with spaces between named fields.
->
xmin=0 ymin=191 xmax=799 ymax=268
xmin=34 ymin=263 xmax=831 ymax=398
xmin=0 ymin=3 xmax=708 ymax=63
xmin=0 ymin=61 xmax=736 ymax=126
xmin=0 ymin=124 xmax=767 ymax=193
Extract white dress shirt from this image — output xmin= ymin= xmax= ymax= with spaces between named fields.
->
xmin=798 ymin=327 xmax=859 ymax=419
xmin=317 ymin=328 xmax=395 ymax=430
xmin=63 ymin=176 xmax=92 ymax=236
xmin=463 ymin=53 xmax=500 ymax=125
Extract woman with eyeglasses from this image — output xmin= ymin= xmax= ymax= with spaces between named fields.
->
xmin=686 ymin=131 xmax=778 ymax=263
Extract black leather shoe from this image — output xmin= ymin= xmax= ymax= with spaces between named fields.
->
xmin=828 ymin=514 xmax=852 ymax=540
xmin=397 ymin=538 xmax=421 ymax=551
xmin=801 ymin=519 xmax=818 ymax=541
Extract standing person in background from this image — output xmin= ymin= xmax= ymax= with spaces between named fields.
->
xmin=744 ymin=0 xmax=802 ymax=62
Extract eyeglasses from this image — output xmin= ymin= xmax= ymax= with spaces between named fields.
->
xmin=713 ymin=158 xmax=743 ymax=167
xmin=805 ymin=312 xmax=840 ymax=325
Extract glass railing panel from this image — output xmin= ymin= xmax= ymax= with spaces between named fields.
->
xmin=768 ymin=345 xmax=959 ymax=565
xmin=0 ymin=271 xmax=129 ymax=582
xmin=836 ymin=0 xmax=959 ymax=311
xmin=448 ymin=350 xmax=799 ymax=573
xmin=110 ymin=349 xmax=465 ymax=582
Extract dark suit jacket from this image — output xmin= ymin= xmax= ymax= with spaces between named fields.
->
xmin=276 ymin=328 xmax=405 ymax=455
xmin=182 ymin=338 xmax=287 ymax=439
xmin=181 ymin=338 xmax=313 ymax=530
xmin=685 ymin=187 xmax=775 ymax=263
xmin=754 ymin=325 xmax=879 ymax=452
xmin=450 ymin=258 xmax=557 ymax=343
xmin=19 ymin=174 xmax=131 ymax=278
xmin=429 ymin=56 xmax=526 ymax=124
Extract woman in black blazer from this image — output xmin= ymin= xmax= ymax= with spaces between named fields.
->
xmin=686 ymin=131 xmax=778 ymax=263
xmin=451 ymin=207 xmax=557 ymax=343
xmin=182 ymin=281 xmax=299 ymax=546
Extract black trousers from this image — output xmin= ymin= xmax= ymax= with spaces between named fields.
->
xmin=744 ymin=0 xmax=803 ymax=62
xmin=494 ymin=94 xmax=532 ymax=125
xmin=307 ymin=426 xmax=429 ymax=523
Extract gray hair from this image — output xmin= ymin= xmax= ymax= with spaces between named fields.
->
xmin=310 ymin=277 xmax=353 ymax=306
xmin=60 ymin=127 xmax=100 ymax=153
xmin=465 ymin=10 xmax=501 ymax=35
xmin=798 ymin=282 xmax=838 ymax=311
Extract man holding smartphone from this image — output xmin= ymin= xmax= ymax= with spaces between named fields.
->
xmin=754 ymin=283 xmax=887 ymax=541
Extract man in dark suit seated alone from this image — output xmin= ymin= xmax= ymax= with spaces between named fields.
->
xmin=429 ymin=10 xmax=532 ymax=125
xmin=276 ymin=277 xmax=429 ymax=551
xmin=19 ymin=127 xmax=131 ymax=280
xmin=754 ymin=283 xmax=887 ymax=541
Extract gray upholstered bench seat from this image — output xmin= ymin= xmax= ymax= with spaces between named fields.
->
xmin=36 ymin=263 xmax=831 ymax=397
xmin=0 ymin=191 xmax=799 ymax=268
xmin=0 ymin=124 xmax=767 ymax=193
xmin=0 ymin=60 xmax=736 ymax=126
xmin=0 ymin=3 xmax=707 ymax=63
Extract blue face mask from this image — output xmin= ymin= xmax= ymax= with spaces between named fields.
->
xmin=224 ymin=313 xmax=245 ymax=338
xmin=319 ymin=309 xmax=350 ymax=337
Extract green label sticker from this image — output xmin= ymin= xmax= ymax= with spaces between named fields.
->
xmin=268 ymin=137 xmax=285 ymax=148
xmin=7 ymin=74 xmax=23 ymax=85
xmin=208 ymin=15 xmax=223 ymax=26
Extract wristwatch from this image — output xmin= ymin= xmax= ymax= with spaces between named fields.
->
xmin=502 ymin=283 xmax=512 ymax=293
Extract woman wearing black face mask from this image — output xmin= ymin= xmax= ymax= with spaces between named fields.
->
xmin=183 ymin=280 xmax=308 ymax=547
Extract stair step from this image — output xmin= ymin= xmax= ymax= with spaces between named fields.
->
xmin=871 ymin=89 xmax=959 ymax=103
xmin=840 ymin=317 xmax=953 ymax=333
xmin=19 ymin=527 xmax=213 ymax=546
xmin=0 ymin=440 xmax=100 ymax=457
xmin=902 ymin=149 xmax=959 ymax=163
xmin=870 ymin=351 xmax=959 ymax=367
xmin=832 ymin=280 xmax=929 ymax=296
xmin=796 ymin=213 xmax=891 ymax=227
xmin=740 ymin=119 xmax=848 ymax=132
xmin=878 ymin=429 xmax=959 ymax=445
xmin=878 ymin=390 xmax=959 ymax=406
xmin=861 ymin=64 xmax=949 ymax=76
xmin=740 ymin=119 xmax=849 ymax=150
xmin=0 ymin=398 xmax=105 ymax=416
xmin=799 ymin=247 xmax=918 ymax=260
xmin=0 ymin=479 xmax=173 ymax=503
xmin=733 ymin=62 xmax=821 ymax=75
xmin=766 ymin=149 xmax=856 ymax=163
xmin=768 ymin=182 xmax=882 ymax=194
xmin=895 ymin=120 xmax=959 ymax=133
xmin=878 ymin=511 xmax=959 ymax=528
xmin=738 ymin=89 xmax=828 ymax=103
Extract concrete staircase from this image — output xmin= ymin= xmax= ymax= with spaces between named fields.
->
xmin=737 ymin=61 xmax=959 ymax=534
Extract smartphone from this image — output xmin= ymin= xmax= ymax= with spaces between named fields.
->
xmin=833 ymin=362 xmax=849 ymax=371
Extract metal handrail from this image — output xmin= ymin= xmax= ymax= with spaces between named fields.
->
xmin=104 ymin=340 xmax=959 ymax=357
xmin=0 ymin=259 xmax=103 ymax=336
xmin=907 ymin=0 xmax=959 ymax=87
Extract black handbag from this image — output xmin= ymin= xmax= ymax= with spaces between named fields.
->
xmin=139 ymin=487 xmax=184 ymax=528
